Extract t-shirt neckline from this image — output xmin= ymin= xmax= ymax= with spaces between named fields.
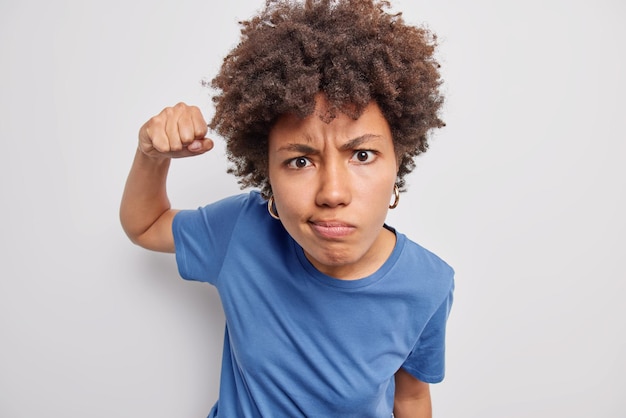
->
xmin=292 ymin=225 xmax=405 ymax=290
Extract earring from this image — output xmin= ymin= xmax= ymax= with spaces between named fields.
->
xmin=389 ymin=185 xmax=400 ymax=209
xmin=267 ymin=195 xmax=280 ymax=220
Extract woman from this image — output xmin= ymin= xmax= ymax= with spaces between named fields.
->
xmin=120 ymin=1 xmax=454 ymax=417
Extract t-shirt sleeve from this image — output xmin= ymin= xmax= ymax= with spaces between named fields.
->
xmin=172 ymin=194 xmax=248 ymax=285
xmin=401 ymin=283 xmax=454 ymax=384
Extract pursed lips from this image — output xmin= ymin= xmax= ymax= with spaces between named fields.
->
xmin=308 ymin=220 xmax=356 ymax=239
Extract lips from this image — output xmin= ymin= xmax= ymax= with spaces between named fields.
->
xmin=308 ymin=220 xmax=356 ymax=239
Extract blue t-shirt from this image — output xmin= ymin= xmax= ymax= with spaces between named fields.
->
xmin=173 ymin=192 xmax=454 ymax=418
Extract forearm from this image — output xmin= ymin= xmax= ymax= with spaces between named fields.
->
xmin=393 ymin=368 xmax=432 ymax=418
xmin=393 ymin=396 xmax=432 ymax=418
xmin=120 ymin=148 xmax=175 ymax=251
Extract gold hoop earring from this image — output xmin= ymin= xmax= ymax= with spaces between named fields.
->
xmin=389 ymin=185 xmax=400 ymax=209
xmin=267 ymin=195 xmax=280 ymax=220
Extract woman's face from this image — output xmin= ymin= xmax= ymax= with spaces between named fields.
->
xmin=268 ymin=96 xmax=399 ymax=280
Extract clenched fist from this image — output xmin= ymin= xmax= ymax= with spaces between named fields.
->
xmin=139 ymin=102 xmax=214 ymax=159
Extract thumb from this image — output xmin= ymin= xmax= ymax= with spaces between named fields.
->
xmin=187 ymin=137 xmax=214 ymax=154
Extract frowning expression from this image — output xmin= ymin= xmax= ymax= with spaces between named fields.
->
xmin=268 ymin=96 xmax=399 ymax=280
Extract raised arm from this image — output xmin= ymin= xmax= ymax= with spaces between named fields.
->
xmin=120 ymin=103 xmax=214 ymax=252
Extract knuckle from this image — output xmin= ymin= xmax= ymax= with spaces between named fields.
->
xmin=161 ymin=106 xmax=175 ymax=118
xmin=169 ymin=142 xmax=183 ymax=152
xmin=152 ymin=138 xmax=170 ymax=153
xmin=174 ymin=102 xmax=188 ymax=111
xmin=148 ymin=114 xmax=165 ymax=129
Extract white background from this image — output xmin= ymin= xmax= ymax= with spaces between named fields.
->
xmin=1 ymin=0 xmax=625 ymax=417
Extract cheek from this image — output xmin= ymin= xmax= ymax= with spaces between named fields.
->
xmin=354 ymin=167 xmax=396 ymax=196
xmin=271 ymin=182 xmax=308 ymax=222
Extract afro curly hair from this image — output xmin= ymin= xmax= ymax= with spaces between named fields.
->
xmin=209 ymin=0 xmax=444 ymax=198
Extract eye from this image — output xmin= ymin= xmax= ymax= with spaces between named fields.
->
xmin=287 ymin=157 xmax=312 ymax=169
xmin=351 ymin=150 xmax=376 ymax=163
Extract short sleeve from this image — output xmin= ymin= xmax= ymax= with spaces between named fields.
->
xmin=401 ymin=285 xmax=454 ymax=383
xmin=172 ymin=194 xmax=248 ymax=284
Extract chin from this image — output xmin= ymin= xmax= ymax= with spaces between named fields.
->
xmin=309 ymin=247 xmax=362 ymax=269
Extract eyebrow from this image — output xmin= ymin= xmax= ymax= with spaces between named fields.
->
xmin=340 ymin=134 xmax=382 ymax=151
xmin=276 ymin=134 xmax=383 ymax=154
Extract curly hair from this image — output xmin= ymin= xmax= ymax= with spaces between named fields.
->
xmin=209 ymin=0 xmax=444 ymax=198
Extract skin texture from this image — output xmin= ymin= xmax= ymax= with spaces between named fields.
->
xmin=119 ymin=102 xmax=432 ymax=416
xmin=268 ymin=96 xmax=397 ymax=280
xmin=394 ymin=368 xmax=433 ymax=418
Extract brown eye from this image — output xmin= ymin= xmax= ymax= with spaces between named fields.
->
xmin=352 ymin=150 xmax=375 ymax=163
xmin=356 ymin=151 xmax=369 ymax=162
xmin=288 ymin=157 xmax=312 ymax=169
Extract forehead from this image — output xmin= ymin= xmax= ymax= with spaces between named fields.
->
xmin=268 ymin=100 xmax=392 ymax=147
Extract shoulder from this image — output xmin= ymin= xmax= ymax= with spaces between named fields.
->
xmin=405 ymin=237 xmax=453 ymax=276
xmin=173 ymin=191 xmax=272 ymax=251
xmin=172 ymin=191 xmax=277 ymax=283
xmin=175 ymin=191 xmax=265 ymax=223
xmin=394 ymin=232 xmax=455 ymax=296
xmin=199 ymin=190 xmax=265 ymax=214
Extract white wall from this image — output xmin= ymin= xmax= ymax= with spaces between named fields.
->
xmin=1 ymin=0 xmax=624 ymax=416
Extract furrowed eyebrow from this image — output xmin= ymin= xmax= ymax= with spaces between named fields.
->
xmin=339 ymin=134 xmax=383 ymax=151
xmin=277 ymin=134 xmax=382 ymax=154
xmin=276 ymin=143 xmax=318 ymax=154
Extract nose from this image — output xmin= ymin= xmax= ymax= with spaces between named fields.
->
xmin=315 ymin=161 xmax=352 ymax=208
